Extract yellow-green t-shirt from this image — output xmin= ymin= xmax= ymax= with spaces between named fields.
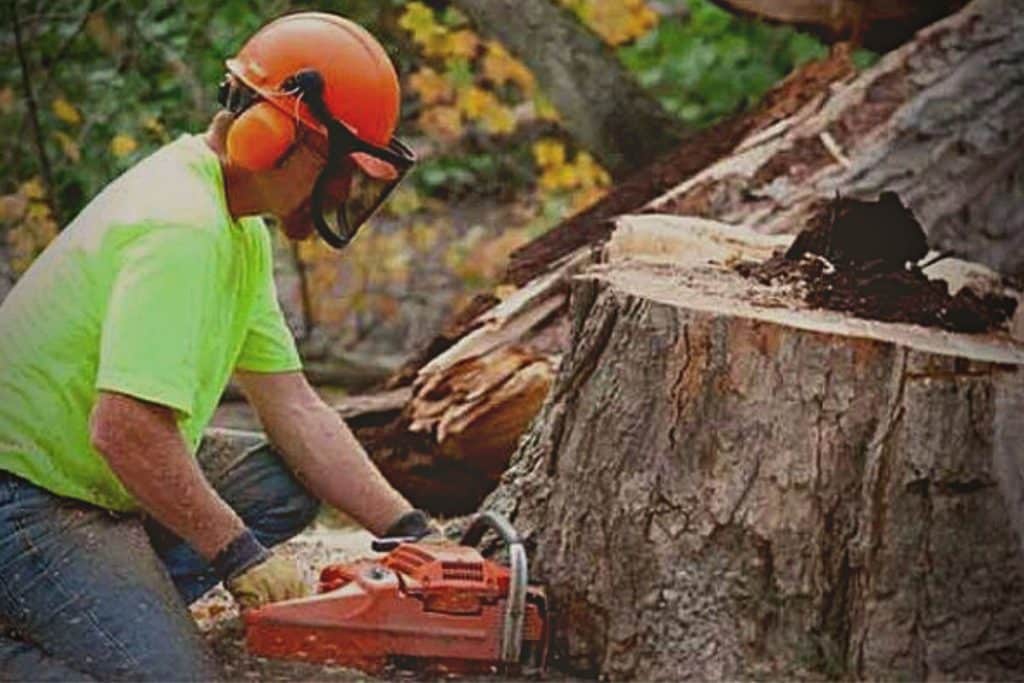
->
xmin=0 ymin=134 xmax=301 ymax=512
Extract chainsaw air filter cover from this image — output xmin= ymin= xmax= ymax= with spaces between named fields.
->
xmin=244 ymin=530 xmax=547 ymax=675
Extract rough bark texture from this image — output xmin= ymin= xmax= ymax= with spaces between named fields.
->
xmin=648 ymin=0 xmax=1024 ymax=277
xmin=710 ymin=0 xmax=967 ymax=51
xmin=450 ymin=0 xmax=686 ymax=179
xmin=482 ymin=217 xmax=1024 ymax=680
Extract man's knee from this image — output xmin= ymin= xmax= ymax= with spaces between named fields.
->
xmin=216 ymin=444 xmax=320 ymax=544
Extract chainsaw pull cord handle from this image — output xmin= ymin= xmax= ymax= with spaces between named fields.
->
xmin=460 ymin=511 xmax=527 ymax=666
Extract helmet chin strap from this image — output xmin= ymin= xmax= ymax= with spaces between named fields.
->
xmin=285 ymin=68 xmax=357 ymax=250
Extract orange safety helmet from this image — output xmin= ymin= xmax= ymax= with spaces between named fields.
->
xmin=225 ymin=12 xmax=399 ymax=171
xmin=220 ymin=12 xmax=416 ymax=248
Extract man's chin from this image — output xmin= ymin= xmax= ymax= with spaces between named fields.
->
xmin=281 ymin=213 xmax=315 ymax=240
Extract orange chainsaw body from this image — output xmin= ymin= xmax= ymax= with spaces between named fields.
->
xmin=244 ymin=542 xmax=547 ymax=674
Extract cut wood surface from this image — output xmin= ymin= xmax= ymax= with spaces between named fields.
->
xmin=481 ymin=216 xmax=1024 ymax=680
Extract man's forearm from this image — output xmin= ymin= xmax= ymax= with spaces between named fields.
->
xmin=91 ymin=392 xmax=245 ymax=560
xmin=263 ymin=401 xmax=411 ymax=536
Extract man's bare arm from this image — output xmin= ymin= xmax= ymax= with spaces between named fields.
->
xmin=234 ymin=370 xmax=412 ymax=536
xmin=89 ymin=391 xmax=245 ymax=560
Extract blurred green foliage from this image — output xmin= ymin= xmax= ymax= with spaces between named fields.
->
xmin=620 ymin=0 xmax=827 ymax=128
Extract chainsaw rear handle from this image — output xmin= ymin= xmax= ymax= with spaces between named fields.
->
xmin=459 ymin=511 xmax=528 ymax=667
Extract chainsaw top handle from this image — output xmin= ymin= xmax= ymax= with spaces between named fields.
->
xmin=459 ymin=511 xmax=528 ymax=667
xmin=459 ymin=510 xmax=522 ymax=548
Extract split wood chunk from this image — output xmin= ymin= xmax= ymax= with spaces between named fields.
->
xmin=484 ymin=216 xmax=1024 ymax=680
xmin=409 ymin=346 xmax=554 ymax=480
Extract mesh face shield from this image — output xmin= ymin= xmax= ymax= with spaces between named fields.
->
xmin=308 ymin=137 xmax=415 ymax=248
xmin=292 ymin=69 xmax=415 ymax=249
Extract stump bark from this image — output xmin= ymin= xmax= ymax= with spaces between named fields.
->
xmin=483 ymin=216 xmax=1024 ymax=680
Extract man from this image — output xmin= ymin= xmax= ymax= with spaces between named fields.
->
xmin=0 ymin=12 xmax=430 ymax=681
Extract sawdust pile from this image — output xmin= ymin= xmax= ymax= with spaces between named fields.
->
xmin=735 ymin=192 xmax=1017 ymax=333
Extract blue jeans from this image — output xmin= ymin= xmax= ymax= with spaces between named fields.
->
xmin=0 ymin=443 xmax=320 ymax=681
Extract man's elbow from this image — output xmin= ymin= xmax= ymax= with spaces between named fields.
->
xmin=89 ymin=400 xmax=120 ymax=456
xmin=89 ymin=392 xmax=175 ymax=460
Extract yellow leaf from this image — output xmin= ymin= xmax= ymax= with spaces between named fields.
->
xmin=0 ymin=194 xmax=28 ymax=222
xmin=572 ymin=151 xmax=611 ymax=188
xmin=418 ymin=105 xmax=463 ymax=142
xmin=0 ymin=87 xmax=14 ymax=114
xmin=20 ymin=178 xmax=46 ymax=200
xmin=443 ymin=30 xmax=479 ymax=59
xmin=533 ymin=94 xmax=560 ymax=122
xmin=559 ymin=0 xmax=657 ymax=46
xmin=571 ymin=185 xmax=608 ymax=211
xmin=110 ymin=134 xmax=137 ymax=157
xmin=455 ymin=86 xmax=497 ymax=119
xmin=86 ymin=12 xmax=121 ymax=53
xmin=399 ymin=2 xmax=447 ymax=54
xmin=494 ymin=284 xmax=518 ymax=300
xmin=409 ymin=67 xmax=453 ymax=105
xmin=479 ymin=101 xmax=516 ymax=135
xmin=398 ymin=2 xmax=435 ymax=34
xmin=53 ymin=131 xmax=81 ymax=163
xmin=481 ymin=41 xmax=535 ymax=94
xmin=142 ymin=115 xmax=168 ymax=141
xmin=532 ymin=139 xmax=565 ymax=169
xmin=52 ymin=97 xmax=81 ymax=125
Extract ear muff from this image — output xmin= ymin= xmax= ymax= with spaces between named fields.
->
xmin=226 ymin=101 xmax=296 ymax=171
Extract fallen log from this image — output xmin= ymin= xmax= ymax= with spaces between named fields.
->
xmin=482 ymin=215 xmax=1024 ymax=680
xmin=708 ymin=0 xmax=967 ymax=51
xmin=647 ymin=0 xmax=1024 ymax=277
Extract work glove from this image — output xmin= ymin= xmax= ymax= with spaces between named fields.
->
xmin=384 ymin=508 xmax=444 ymax=542
xmin=225 ymin=553 xmax=310 ymax=610
xmin=212 ymin=528 xmax=310 ymax=610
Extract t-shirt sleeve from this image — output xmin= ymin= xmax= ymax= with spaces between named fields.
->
xmin=96 ymin=227 xmax=215 ymax=417
xmin=234 ymin=236 xmax=302 ymax=374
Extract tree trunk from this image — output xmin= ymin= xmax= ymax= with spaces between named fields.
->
xmin=647 ymin=0 xmax=1024 ymax=277
xmin=449 ymin=0 xmax=687 ymax=180
xmin=709 ymin=0 xmax=968 ymax=51
xmin=481 ymin=216 xmax=1024 ymax=680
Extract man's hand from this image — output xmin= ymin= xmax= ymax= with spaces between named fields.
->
xmin=384 ymin=509 xmax=443 ymax=541
xmin=225 ymin=553 xmax=309 ymax=610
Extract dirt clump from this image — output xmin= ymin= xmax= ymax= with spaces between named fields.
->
xmin=736 ymin=192 xmax=1017 ymax=333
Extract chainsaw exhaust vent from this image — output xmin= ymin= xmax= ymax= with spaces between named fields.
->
xmin=441 ymin=561 xmax=485 ymax=583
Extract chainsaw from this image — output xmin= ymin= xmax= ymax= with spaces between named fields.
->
xmin=244 ymin=511 xmax=548 ymax=675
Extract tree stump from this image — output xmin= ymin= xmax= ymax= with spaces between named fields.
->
xmin=484 ymin=215 xmax=1024 ymax=680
